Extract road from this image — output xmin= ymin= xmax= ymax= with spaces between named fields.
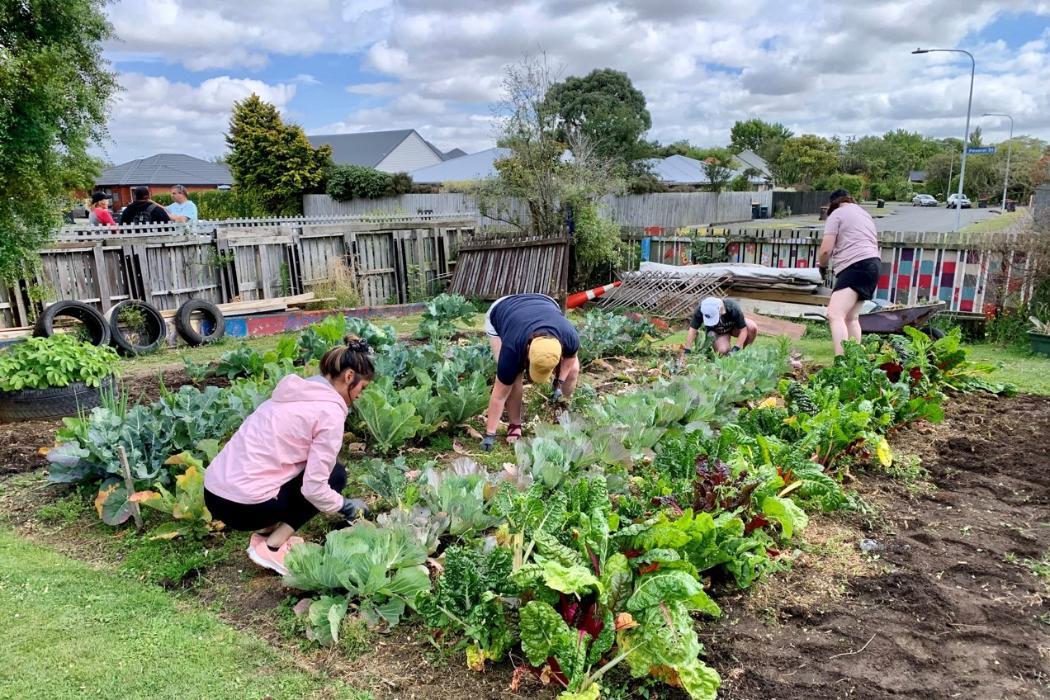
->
xmin=869 ymin=203 xmax=1001 ymax=233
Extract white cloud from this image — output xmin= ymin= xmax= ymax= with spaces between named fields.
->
xmin=294 ymin=74 xmax=321 ymax=85
xmin=99 ymin=0 xmax=1050 ymax=158
xmin=96 ymin=74 xmax=296 ymax=162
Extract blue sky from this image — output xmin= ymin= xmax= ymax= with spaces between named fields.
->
xmin=97 ymin=1 xmax=1050 ymax=165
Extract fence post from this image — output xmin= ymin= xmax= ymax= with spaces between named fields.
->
xmin=92 ymin=242 xmax=112 ymax=312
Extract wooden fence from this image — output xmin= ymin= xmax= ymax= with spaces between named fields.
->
xmin=304 ymin=191 xmax=772 ymax=230
xmin=0 ymin=216 xmax=475 ymax=329
xmin=643 ymin=227 xmax=1035 ymax=315
xmin=448 ymin=232 xmax=570 ymax=302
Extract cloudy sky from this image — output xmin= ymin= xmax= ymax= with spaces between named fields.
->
xmin=97 ymin=0 xmax=1050 ymax=164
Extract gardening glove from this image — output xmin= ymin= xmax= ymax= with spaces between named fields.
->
xmin=338 ymin=497 xmax=369 ymax=523
xmin=819 ymin=266 xmax=829 ymax=281
xmin=730 ymin=346 xmax=741 ymax=354
xmin=551 ymin=379 xmax=565 ymax=404
xmin=683 ymin=348 xmax=692 ymax=355
xmin=480 ymin=433 xmax=497 ymax=452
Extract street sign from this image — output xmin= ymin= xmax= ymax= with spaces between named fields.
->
xmin=966 ymin=146 xmax=996 ymax=155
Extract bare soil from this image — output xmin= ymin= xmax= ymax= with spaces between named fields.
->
xmin=3 ymin=380 xmax=1048 ymax=698
xmin=709 ymin=393 xmax=1050 ymax=699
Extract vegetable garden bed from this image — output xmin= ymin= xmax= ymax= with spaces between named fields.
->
xmin=0 ymin=298 xmax=1043 ymax=700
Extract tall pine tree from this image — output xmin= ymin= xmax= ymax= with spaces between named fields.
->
xmin=224 ymin=95 xmax=332 ymax=215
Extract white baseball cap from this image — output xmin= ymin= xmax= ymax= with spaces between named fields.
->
xmin=699 ymin=297 xmax=722 ymax=327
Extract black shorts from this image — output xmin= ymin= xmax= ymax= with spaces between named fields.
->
xmin=204 ymin=463 xmax=347 ymax=532
xmin=833 ymin=257 xmax=881 ymax=301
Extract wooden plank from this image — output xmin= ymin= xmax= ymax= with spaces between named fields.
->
xmin=732 ymin=289 xmax=831 ymax=306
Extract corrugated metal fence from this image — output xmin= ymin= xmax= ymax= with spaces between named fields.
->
xmin=304 ymin=192 xmax=773 ymax=229
xmin=1 ymin=216 xmax=475 ymax=329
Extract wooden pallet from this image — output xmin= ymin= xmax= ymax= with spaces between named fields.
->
xmin=596 ymin=271 xmax=730 ymax=318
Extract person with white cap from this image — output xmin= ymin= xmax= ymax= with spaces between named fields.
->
xmin=681 ymin=296 xmax=757 ymax=357
xmin=480 ymin=293 xmax=581 ymax=450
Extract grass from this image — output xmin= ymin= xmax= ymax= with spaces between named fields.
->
xmin=0 ymin=528 xmax=369 ymax=700
xmin=966 ymin=343 xmax=1050 ymax=395
xmin=958 ymin=209 xmax=1026 ymax=234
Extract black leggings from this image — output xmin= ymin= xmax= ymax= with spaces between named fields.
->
xmin=204 ymin=463 xmax=347 ymax=532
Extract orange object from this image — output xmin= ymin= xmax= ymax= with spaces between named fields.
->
xmin=566 ymin=281 xmax=621 ymax=309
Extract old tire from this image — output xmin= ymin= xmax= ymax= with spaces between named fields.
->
xmin=106 ymin=300 xmax=166 ymax=356
xmin=0 ymin=376 xmax=114 ymax=423
xmin=174 ymin=299 xmax=225 ymax=346
xmin=33 ymin=300 xmax=110 ymax=347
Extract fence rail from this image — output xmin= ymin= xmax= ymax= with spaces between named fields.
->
xmin=2 ymin=216 xmax=475 ymax=329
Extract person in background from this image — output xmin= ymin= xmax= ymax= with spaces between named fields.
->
xmin=203 ymin=337 xmax=372 ymax=575
xmin=682 ymin=296 xmax=757 ymax=356
xmin=119 ymin=185 xmax=172 ymax=225
xmin=88 ymin=191 xmax=117 ymax=227
xmin=166 ymin=184 xmax=198 ymax=222
xmin=817 ymin=188 xmax=881 ymax=355
xmin=480 ymin=293 xmax=580 ymax=450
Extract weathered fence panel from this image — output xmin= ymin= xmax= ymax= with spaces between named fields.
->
xmin=771 ymin=191 xmax=833 ymax=216
xmin=2 ymin=216 xmax=475 ymax=329
xmin=449 ymin=233 xmax=570 ymax=301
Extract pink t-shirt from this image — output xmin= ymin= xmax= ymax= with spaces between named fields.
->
xmin=823 ymin=203 xmax=879 ymax=273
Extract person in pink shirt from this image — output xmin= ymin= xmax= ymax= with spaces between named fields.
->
xmin=817 ymin=189 xmax=882 ymax=355
xmin=88 ymin=191 xmax=118 ymax=228
xmin=204 ymin=336 xmax=374 ymax=574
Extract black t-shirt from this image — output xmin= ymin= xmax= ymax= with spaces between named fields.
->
xmin=120 ymin=201 xmax=172 ymax=225
xmin=690 ymin=298 xmax=747 ymax=337
xmin=490 ymin=294 xmax=579 ymax=385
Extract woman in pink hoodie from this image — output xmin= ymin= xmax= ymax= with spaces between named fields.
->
xmin=204 ymin=336 xmax=373 ymax=574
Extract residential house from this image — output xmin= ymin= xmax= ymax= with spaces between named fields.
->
xmin=734 ymin=149 xmax=774 ymax=186
xmin=307 ymin=129 xmax=453 ymax=174
xmin=410 ymin=148 xmax=510 ymax=185
xmin=95 ymin=153 xmax=233 ymax=210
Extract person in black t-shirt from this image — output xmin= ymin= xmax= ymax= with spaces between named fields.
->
xmin=479 ymin=294 xmax=580 ymax=450
xmin=119 ymin=186 xmax=173 ymax=225
xmin=682 ymin=296 xmax=757 ymax=356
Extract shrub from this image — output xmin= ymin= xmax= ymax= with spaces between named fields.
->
xmin=0 ymin=334 xmax=119 ymax=390
xmin=327 ymin=165 xmax=391 ymax=200
xmin=385 ymin=172 xmax=414 ymax=196
xmin=813 ymin=173 xmax=865 ymax=199
xmin=730 ymin=174 xmax=751 ymax=192
xmin=150 ymin=189 xmax=268 ymax=219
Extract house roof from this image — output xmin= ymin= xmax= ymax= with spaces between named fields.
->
xmin=96 ymin=153 xmax=233 ymax=186
xmin=307 ymin=129 xmax=445 ymax=167
xmin=734 ymin=149 xmax=772 ymax=178
xmin=410 ymin=147 xmax=510 ymax=184
xmin=644 ymin=155 xmax=765 ymax=185
xmin=442 ymin=148 xmax=467 ymax=160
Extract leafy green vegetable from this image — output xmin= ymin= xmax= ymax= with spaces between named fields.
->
xmin=355 ymin=379 xmax=425 ymax=454
xmin=0 ymin=334 xmax=118 ymax=390
xmin=416 ymin=293 xmax=476 ymax=341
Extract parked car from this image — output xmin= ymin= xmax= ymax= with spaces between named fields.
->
xmin=946 ymin=193 xmax=972 ymax=209
xmin=912 ymin=194 xmax=938 ymax=207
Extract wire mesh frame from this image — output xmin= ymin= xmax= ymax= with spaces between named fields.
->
xmin=596 ymin=271 xmax=730 ymax=318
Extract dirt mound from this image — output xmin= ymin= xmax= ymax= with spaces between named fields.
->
xmin=711 ymin=393 xmax=1050 ymax=699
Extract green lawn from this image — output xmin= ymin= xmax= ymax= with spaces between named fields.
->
xmin=958 ymin=209 xmax=1026 ymax=234
xmin=0 ymin=529 xmax=368 ymax=700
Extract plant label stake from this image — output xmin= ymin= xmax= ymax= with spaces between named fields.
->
xmin=117 ymin=445 xmax=144 ymax=531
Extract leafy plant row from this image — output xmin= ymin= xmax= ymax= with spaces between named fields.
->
xmin=281 ymin=327 xmax=1005 ymax=700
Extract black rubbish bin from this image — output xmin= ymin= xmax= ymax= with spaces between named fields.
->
xmin=759 ymin=205 xmax=769 ymax=219
xmin=978 ymin=199 xmax=988 ymax=209
xmin=876 ymin=199 xmax=885 ymax=209
xmin=752 ymin=203 xmax=760 ymax=219
xmin=1006 ymin=200 xmax=1016 ymax=213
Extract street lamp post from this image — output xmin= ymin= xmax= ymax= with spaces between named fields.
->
xmin=982 ymin=112 xmax=1014 ymax=210
xmin=913 ymin=47 xmax=975 ymax=232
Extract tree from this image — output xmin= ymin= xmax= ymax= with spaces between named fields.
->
xmin=968 ymin=126 xmax=983 ymax=148
xmin=0 ymin=0 xmax=116 ymax=281
xmin=697 ymin=148 xmax=738 ymax=192
xmin=224 ymin=95 xmax=332 ymax=215
xmin=770 ymin=135 xmax=839 ymax=187
xmin=478 ymin=56 xmax=623 ymax=287
xmin=543 ymin=68 xmax=652 ymax=171
xmin=729 ymin=118 xmax=793 ymax=154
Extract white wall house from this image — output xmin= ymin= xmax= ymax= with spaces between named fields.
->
xmin=307 ymin=129 xmax=454 ymax=173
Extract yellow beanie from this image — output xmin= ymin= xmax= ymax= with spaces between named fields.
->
xmin=528 ymin=336 xmax=562 ymax=384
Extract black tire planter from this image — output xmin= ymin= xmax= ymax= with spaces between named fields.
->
xmin=106 ymin=300 xmax=166 ymax=356
xmin=174 ymin=299 xmax=225 ymax=346
xmin=33 ymin=301 xmax=110 ymax=347
xmin=0 ymin=376 xmax=115 ymax=423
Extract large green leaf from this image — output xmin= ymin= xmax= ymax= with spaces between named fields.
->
xmin=627 ymin=571 xmax=720 ymax=618
xmin=306 ymin=595 xmax=348 ymax=646
xmin=537 ymin=556 xmax=602 ymax=595
xmin=761 ymin=495 xmax=809 ymax=540
xmin=599 ymin=553 xmax=632 ymax=610
xmin=675 ymin=660 xmax=722 ymax=700
xmin=355 ymin=384 xmax=424 ymax=454
xmin=519 ymin=601 xmax=575 ymax=668
xmin=94 ymin=481 xmax=135 ymax=526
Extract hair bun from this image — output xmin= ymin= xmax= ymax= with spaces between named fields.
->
xmin=343 ymin=335 xmax=371 ymax=353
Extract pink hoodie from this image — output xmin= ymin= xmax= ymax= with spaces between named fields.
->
xmin=204 ymin=374 xmax=348 ymax=513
